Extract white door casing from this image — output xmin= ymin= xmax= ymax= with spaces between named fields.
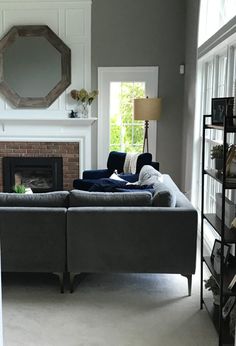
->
xmin=98 ymin=66 xmax=159 ymax=168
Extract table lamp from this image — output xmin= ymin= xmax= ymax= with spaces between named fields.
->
xmin=133 ymin=97 xmax=162 ymax=153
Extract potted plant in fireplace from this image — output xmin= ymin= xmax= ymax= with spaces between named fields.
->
xmin=13 ymin=184 xmax=33 ymax=194
xmin=13 ymin=184 xmax=26 ymax=193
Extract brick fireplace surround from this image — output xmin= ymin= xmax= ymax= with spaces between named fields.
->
xmin=0 ymin=142 xmax=80 ymax=191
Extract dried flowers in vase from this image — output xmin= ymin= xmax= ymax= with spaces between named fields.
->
xmin=70 ymin=89 xmax=98 ymax=118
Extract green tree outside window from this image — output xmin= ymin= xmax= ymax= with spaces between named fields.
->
xmin=110 ymin=82 xmax=145 ymax=153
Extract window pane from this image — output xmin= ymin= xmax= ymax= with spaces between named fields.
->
xmin=110 ymin=125 xmax=121 ymax=145
xmin=109 ymin=82 xmax=145 ymax=153
xmin=133 ymin=125 xmax=144 ymax=143
xmin=217 ymin=54 xmax=227 ymax=96
xmin=198 ymin=0 xmax=236 ymax=46
xmin=205 ymin=61 xmax=213 ymax=115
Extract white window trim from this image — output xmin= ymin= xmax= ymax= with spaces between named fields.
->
xmin=193 ymin=28 xmax=236 ymax=207
xmin=198 ymin=15 xmax=236 ymax=57
xmin=97 ymin=66 xmax=159 ymax=169
xmin=193 ymin=13 xmax=236 ymax=250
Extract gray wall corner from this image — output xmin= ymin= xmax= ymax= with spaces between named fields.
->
xmin=181 ymin=0 xmax=200 ymax=195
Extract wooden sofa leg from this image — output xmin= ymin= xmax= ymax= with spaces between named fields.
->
xmin=53 ymin=272 xmax=64 ymax=294
xmin=181 ymin=274 xmax=192 ymax=296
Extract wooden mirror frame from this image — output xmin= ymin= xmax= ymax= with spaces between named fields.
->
xmin=0 ymin=25 xmax=71 ymax=108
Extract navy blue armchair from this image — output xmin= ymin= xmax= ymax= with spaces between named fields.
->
xmin=73 ymin=151 xmax=160 ymax=190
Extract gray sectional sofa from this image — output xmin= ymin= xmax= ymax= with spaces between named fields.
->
xmin=0 ymin=191 xmax=69 ymax=292
xmin=0 ymin=174 xmax=198 ymax=294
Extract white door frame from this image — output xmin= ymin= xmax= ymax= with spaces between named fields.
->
xmin=97 ymin=66 xmax=159 ymax=168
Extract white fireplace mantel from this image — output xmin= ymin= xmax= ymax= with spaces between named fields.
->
xmin=0 ymin=117 xmax=97 ymax=176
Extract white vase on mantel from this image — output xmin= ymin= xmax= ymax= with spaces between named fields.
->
xmin=76 ymin=101 xmax=89 ymax=118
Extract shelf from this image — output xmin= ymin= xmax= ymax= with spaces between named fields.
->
xmin=0 ymin=117 xmax=98 ymax=126
xmin=204 ymin=169 xmax=236 ymax=189
xmin=204 ymin=214 xmax=236 ymax=243
xmin=202 ymin=113 xmax=236 ymax=345
xmin=203 ymin=256 xmax=236 ymax=296
xmin=203 ymin=298 xmax=234 ymax=345
xmin=203 ymin=114 xmax=236 ymax=133
xmin=205 ymin=124 xmax=236 ymax=132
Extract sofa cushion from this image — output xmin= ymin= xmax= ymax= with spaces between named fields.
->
xmin=0 ymin=191 xmax=69 ymax=207
xmin=152 ymin=182 xmax=176 ymax=207
xmin=69 ymin=190 xmax=152 ymax=207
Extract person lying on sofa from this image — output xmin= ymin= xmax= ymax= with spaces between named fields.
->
xmin=87 ymin=165 xmax=163 ymax=193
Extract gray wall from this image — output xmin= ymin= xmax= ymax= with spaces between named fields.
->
xmin=181 ymin=0 xmax=200 ymax=196
xmin=92 ymin=0 xmax=187 ymax=186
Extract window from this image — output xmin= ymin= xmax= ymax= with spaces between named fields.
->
xmin=98 ymin=67 xmax=159 ymax=168
xmin=193 ymin=4 xmax=236 ymax=247
xmin=110 ymin=82 xmax=145 ymax=153
xmin=198 ymin=0 xmax=236 ymax=46
xmin=195 ymin=40 xmax=236 ymax=212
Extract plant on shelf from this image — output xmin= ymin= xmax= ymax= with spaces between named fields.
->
xmin=211 ymin=143 xmax=229 ymax=171
xmin=211 ymin=144 xmax=229 ymax=159
xmin=204 ymin=276 xmax=220 ymax=305
xmin=70 ymin=88 xmax=98 ymax=118
xmin=13 ymin=184 xmax=26 ymax=193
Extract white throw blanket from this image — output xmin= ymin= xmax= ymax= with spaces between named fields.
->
xmin=138 ymin=165 xmax=163 ymax=185
xmin=126 ymin=165 xmax=163 ymax=186
xmin=123 ymin=153 xmax=139 ymax=174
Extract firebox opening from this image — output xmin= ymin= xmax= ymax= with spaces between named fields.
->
xmin=3 ymin=157 xmax=63 ymax=192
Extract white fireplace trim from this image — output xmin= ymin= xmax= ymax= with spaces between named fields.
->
xmin=0 ymin=118 xmax=97 ymax=177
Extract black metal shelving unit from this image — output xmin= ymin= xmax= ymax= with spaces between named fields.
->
xmin=201 ymin=115 xmax=236 ymax=346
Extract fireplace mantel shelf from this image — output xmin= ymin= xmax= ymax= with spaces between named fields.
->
xmin=0 ymin=117 xmax=96 ymax=173
xmin=0 ymin=117 xmax=97 ymax=126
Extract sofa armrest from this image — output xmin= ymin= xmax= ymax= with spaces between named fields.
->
xmin=0 ymin=207 xmax=67 ymax=272
xmin=83 ymin=169 xmax=110 ymax=179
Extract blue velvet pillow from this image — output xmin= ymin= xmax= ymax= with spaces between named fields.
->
xmin=107 ymin=151 xmax=126 ymax=173
xmin=107 ymin=151 xmax=152 ymax=174
xmin=136 ymin=153 xmax=152 ymax=173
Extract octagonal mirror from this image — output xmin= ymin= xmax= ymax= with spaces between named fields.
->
xmin=0 ymin=25 xmax=71 ymax=108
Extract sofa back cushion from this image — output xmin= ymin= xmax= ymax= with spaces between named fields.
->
xmin=152 ymin=182 xmax=176 ymax=207
xmin=0 ymin=191 xmax=69 ymax=207
xmin=70 ymin=190 xmax=152 ymax=207
xmin=161 ymin=174 xmax=193 ymax=208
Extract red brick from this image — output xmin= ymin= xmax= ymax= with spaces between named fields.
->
xmin=0 ymin=141 xmax=80 ymax=191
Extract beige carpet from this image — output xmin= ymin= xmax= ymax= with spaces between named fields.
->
xmin=2 ymin=258 xmax=217 ymax=346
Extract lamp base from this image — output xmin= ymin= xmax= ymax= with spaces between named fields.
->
xmin=143 ymin=120 xmax=149 ymax=153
